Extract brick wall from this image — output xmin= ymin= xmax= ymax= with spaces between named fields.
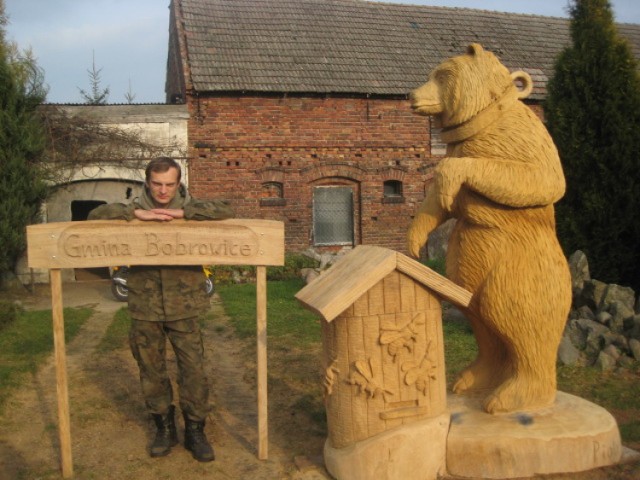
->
xmin=186 ymin=94 xmax=434 ymax=254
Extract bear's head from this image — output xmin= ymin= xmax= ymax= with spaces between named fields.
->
xmin=410 ymin=44 xmax=532 ymax=128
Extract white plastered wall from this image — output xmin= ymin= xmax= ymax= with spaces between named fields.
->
xmin=17 ymin=104 xmax=189 ymax=285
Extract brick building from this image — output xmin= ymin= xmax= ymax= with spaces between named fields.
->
xmin=165 ymin=0 xmax=640 ymax=255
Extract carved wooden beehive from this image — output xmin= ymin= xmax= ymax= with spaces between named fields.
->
xmin=296 ymin=246 xmax=471 ymax=449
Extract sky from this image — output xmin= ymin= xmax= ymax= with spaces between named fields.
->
xmin=4 ymin=0 xmax=640 ymax=105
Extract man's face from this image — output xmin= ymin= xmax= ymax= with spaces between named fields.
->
xmin=147 ymin=167 xmax=180 ymax=207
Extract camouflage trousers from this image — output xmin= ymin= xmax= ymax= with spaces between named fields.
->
xmin=129 ymin=317 xmax=210 ymax=421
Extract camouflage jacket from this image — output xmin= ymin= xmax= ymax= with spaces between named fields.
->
xmin=88 ymin=186 xmax=234 ymax=321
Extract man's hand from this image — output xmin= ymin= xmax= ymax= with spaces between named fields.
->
xmin=134 ymin=208 xmax=185 ymax=221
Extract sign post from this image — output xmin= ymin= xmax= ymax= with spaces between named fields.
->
xmin=27 ymin=219 xmax=284 ymax=477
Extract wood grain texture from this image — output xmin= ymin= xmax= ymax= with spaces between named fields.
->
xmin=296 ymin=246 xmax=472 ymax=321
xmin=51 ymin=269 xmax=73 ymax=478
xmin=27 ymin=219 xmax=284 ymax=268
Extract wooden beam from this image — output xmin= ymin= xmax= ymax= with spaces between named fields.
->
xmin=295 ymin=245 xmax=397 ymax=322
xmin=256 ymin=265 xmax=268 ymax=459
xmin=396 ymin=253 xmax=472 ymax=308
xmin=27 ymin=219 xmax=284 ymax=269
xmin=25 ymin=219 xmax=285 ymax=472
xmin=51 ymin=269 xmax=73 ymax=478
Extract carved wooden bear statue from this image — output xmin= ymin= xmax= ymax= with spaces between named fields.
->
xmin=407 ymin=44 xmax=572 ymax=414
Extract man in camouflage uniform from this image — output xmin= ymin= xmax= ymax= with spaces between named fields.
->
xmin=89 ymin=157 xmax=233 ymax=462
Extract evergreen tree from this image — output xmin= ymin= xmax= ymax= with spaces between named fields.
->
xmin=78 ymin=51 xmax=109 ymax=105
xmin=545 ymin=0 xmax=640 ymax=291
xmin=0 ymin=0 xmax=48 ymax=281
xmin=124 ymin=78 xmax=136 ymax=104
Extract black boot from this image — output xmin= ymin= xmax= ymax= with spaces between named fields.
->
xmin=149 ymin=405 xmax=178 ymax=457
xmin=183 ymin=414 xmax=215 ymax=462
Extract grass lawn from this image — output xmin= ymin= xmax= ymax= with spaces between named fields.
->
xmin=2 ymin=280 xmax=636 ymax=452
xmin=218 ymin=279 xmax=640 ymax=450
xmin=0 ymin=306 xmax=92 ymax=413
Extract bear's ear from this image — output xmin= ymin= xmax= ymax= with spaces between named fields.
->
xmin=511 ymin=70 xmax=533 ymax=99
xmin=466 ymin=43 xmax=484 ymax=56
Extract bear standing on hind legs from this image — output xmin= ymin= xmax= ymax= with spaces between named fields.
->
xmin=407 ymin=44 xmax=572 ymax=414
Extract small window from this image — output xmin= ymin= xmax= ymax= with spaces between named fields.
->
xmin=383 ymin=180 xmax=402 ymax=197
xmin=382 ymin=180 xmax=404 ymax=204
xmin=260 ymin=182 xmax=286 ymax=206
xmin=261 ymin=182 xmax=283 ymax=198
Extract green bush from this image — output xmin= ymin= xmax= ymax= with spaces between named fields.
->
xmin=211 ymin=253 xmax=320 ymax=285
xmin=545 ymin=0 xmax=640 ymax=292
xmin=422 ymin=256 xmax=446 ymax=277
xmin=266 ymin=253 xmax=319 ymax=281
xmin=211 ymin=264 xmax=255 ymax=285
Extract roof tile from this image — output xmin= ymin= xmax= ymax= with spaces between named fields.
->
xmin=176 ymin=0 xmax=640 ymax=98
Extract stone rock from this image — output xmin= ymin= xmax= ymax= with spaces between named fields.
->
xmin=576 ymin=318 xmax=609 ymax=337
xmin=595 ymin=311 xmax=612 ymax=326
xmin=611 ymin=334 xmax=629 ymax=352
xmin=617 ymin=355 xmax=636 ymax=369
xmin=579 ymin=319 xmax=609 ymax=361
xmin=600 ymin=331 xmax=620 ymax=350
xmin=568 ymin=250 xmax=590 ymax=300
xmin=232 ymin=270 xmax=243 ymax=284
xmin=602 ymin=344 xmax=620 ymax=361
xmin=595 ymin=351 xmax=616 ymax=371
xmin=599 ymin=284 xmax=636 ymax=313
xmin=605 ymin=301 xmax=634 ymax=334
xmin=576 ymin=305 xmax=596 ymax=321
xmin=319 ymin=254 xmax=336 ymax=270
xmin=578 ymin=279 xmax=608 ymax=311
xmin=624 ymin=315 xmax=640 ymax=340
xmin=557 ymin=335 xmax=581 ymax=366
xmin=565 ymin=320 xmax=587 ymax=350
xmin=426 ymin=218 xmax=456 ymax=260
xmin=301 ymin=268 xmax=320 ymax=285
xmin=629 ymin=338 xmax=640 ymax=361
xmin=444 ymin=306 xmax=469 ymax=324
xmin=623 ymin=314 xmax=639 ymax=330
xmin=563 ymin=251 xmax=639 ymax=371
xmin=303 ymin=248 xmax=350 ymax=271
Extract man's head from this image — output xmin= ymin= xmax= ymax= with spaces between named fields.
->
xmin=145 ymin=157 xmax=182 ymax=208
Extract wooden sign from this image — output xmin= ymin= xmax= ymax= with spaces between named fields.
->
xmin=27 ymin=219 xmax=284 ymax=269
xmin=26 ymin=219 xmax=284 ymax=477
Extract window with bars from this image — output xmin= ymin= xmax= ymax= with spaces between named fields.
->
xmin=312 ymin=186 xmax=354 ymax=246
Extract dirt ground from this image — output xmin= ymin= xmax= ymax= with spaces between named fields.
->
xmin=0 ymin=280 xmax=329 ymax=480
xmin=0 ymin=280 xmax=638 ymax=480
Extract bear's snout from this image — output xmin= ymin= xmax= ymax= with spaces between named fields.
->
xmin=409 ymin=81 xmax=442 ymax=116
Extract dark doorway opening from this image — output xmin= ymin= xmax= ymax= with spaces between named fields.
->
xmin=71 ymin=200 xmax=110 ymax=281
xmin=71 ymin=200 xmax=106 ymax=221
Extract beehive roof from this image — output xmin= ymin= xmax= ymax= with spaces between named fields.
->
xmin=295 ymin=245 xmax=471 ymax=321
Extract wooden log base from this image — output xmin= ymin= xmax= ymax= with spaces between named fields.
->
xmin=324 ymin=413 xmax=450 ymax=480
xmin=446 ymin=391 xmax=624 ymax=479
